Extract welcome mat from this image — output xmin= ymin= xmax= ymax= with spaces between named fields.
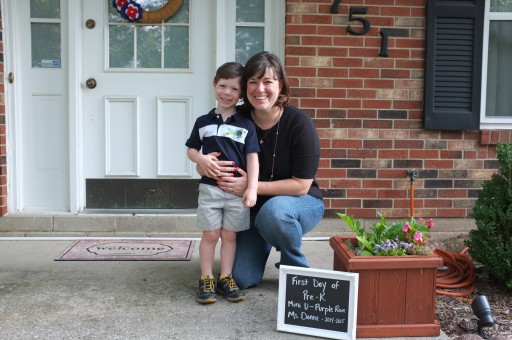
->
xmin=55 ymin=240 xmax=195 ymax=261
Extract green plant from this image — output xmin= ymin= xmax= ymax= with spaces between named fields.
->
xmin=467 ymin=142 xmax=512 ymax=290
xmin=337 ymin=212 xmax=435 ymax=256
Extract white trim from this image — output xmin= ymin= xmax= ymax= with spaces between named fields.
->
xmin=479 ymin=1 xmax=512 ymax=129
xmin=266 ymin=0 xmax=286 ymax=61
xmin=69 ymin=1 xmax=83 ymax=213
xmin=4 ymin=0 xmax=24 ymax=212
xmin=216 ymin=0 xmax=232 ymax=65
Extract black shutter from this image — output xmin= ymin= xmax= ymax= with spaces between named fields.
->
xmin=424 ymin=0 xmax=484 ymax=130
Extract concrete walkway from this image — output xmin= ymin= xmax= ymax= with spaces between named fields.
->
xmin=0 ymin=239 xmax=449 ymax=339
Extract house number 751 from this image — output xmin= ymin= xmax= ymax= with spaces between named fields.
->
xmin=330 ymin=0 xmax=389 ymax=57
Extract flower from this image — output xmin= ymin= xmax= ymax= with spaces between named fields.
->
xmin=337 ymin=212 xmax=436 ymax=256
xmin=112 ymin=0 xmax=143 ymax=22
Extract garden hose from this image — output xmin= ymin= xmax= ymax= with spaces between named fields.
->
xmin=435 ymin=247 xmax=476 ymax=296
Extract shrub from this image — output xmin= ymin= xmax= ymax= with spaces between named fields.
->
xmin=467 ymin=142 xmax=512 ymax=289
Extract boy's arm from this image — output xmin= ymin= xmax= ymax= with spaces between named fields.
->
xmin=242 ymin=152 xmax=259 ymax=207
xmin=187 ymin=147 xmax=202 ymax=164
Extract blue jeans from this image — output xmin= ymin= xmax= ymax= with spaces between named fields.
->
xmin=232 ymin=194 xmax=324 ymax=289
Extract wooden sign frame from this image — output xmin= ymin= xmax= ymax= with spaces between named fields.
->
xmin=277 ymin=265 xmax=358 ymax=340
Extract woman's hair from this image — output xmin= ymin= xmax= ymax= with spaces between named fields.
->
xmin=214 ymin=62 xmax=244 ymax=83
xmin=242 ymin=51 xmax=290 ymax=109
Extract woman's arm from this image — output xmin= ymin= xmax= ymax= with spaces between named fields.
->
xmin=217 ymin=169 xmax=313 ymax=197
xmin=257 ymin=177 xmax=313 ymax=196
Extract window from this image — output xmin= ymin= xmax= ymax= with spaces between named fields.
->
xmin=480 ymin=0 xmax=512 ymax=129
xmin=235 ymin=0 xmax=265 ymax=64
xmin=107 ymin=0 xmax=190 ymax=70
xmin=221 ymin=0 xmax=285 ymax=66
xmin=30 ymin=0 xmax=61 ymax=68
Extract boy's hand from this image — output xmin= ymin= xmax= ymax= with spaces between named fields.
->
xmin=196 ymin=153 xmax=221 ymax=175
xmin=195 ymin=152 xmax=236 ymax=178
xmin=242 ymin=189 xmax=257 ymax=208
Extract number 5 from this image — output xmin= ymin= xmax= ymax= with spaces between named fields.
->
xmin=347 ymin=7 xmax=370 ymax=35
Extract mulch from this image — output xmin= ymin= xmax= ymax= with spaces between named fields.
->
xmin=434 ymin=237 xmax=511 ymax=340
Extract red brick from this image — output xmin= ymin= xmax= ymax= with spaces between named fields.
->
xmin=425 ymin=160 xmax=454 ymax=169
xmin=409 ymin=149 xmax=440 ymax=159
xmin=363 ymin=179 xmax=393 ymax=188
xmin=317 ymin=168 xmax=347 ymax=178
xmin=439 ymin=189 xmax=467 ymax=198
xmin=331 ymin=179 xmax=362 ymax=189
xmin=331 ymin=199 xmax=363 ymax=208
xmin=378 ymin=150 xmax=409 ymax=159
xmin=347 ymin=189 xmax=378 ymax=198
xmin=378 ymin=189 xmax=408 ymax=198
xmin=332 ymin=140 xmax=362 ymax=148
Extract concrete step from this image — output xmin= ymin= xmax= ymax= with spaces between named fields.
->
xmin=0 ymin=210 xmax=475 ymax=240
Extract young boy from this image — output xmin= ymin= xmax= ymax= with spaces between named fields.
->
xmin=185 ymin=62 xmax=259 ymax=304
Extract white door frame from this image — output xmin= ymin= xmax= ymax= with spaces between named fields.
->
xmin=3 ymin=0 xmax=21 ymax=212
xmin=68 ymin=1 xmax=83 ymax=214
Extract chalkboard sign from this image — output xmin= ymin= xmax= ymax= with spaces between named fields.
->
xmin=277 ymin=265 xmax=358 ymax=340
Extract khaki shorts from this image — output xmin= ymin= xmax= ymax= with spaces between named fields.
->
xmin=196 ymin=183 xmax=250 ymax=232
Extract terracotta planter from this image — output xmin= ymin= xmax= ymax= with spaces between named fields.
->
xmin=329 ymin=236 xmax=444 ymax=338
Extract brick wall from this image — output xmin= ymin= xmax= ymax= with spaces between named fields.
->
xmin=0 ymin=3 xmax=6 ymax=216
xmin=285 ymin=0 xmax=511 ymax=219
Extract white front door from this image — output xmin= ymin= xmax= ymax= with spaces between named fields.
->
xmin=82 ymin=0 xmax=212 ymax=180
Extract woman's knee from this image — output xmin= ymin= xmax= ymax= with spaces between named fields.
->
xmin=256 ymin=199 xmax=291 ymax=227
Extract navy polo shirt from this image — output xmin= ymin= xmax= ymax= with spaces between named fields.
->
xmin=186 ymin=108 xmax=260 ymax=186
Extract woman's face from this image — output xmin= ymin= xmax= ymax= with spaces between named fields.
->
xmin=246 ymin=67 xmax=282 ymax=114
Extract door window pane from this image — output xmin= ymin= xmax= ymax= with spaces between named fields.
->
xmin=30 ymin=0 xmax=60 ymax=19
xmin=30 ymin=0 xmax=61 ymax=68
xmin=236 ymin=0 xmax=264 ymax=22
xmin=236 ymin=27 xmax=264 ymax=65
xmin=164 ymin=27 xmax=189 ymax=68
xmin=109 ymin=25 xmax=135 ymax=68
xmin=491 ymin=0 xmax=512 ymax=12
xmin=485 ymin=21 xmax=512 ymax=117
xmin=31 ymin=23 xmax=61 ymax=68
xmin=137 ymin=26 xmax=162 ymax=68
xmin=235 ymin=0 xmax=265 ymax=64
xmin=108 ymin=0 xmax=190 ymax=70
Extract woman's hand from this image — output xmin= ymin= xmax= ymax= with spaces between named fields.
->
xmin=217 ymin=167 xmax=248 ymax=197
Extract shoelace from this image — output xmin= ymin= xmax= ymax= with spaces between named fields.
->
xmin=224 ymin=277 xmax=238 ymax=291
xmin=203 ymin=278 xmax=215 ymax=292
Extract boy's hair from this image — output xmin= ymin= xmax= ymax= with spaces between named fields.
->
xmin=214 ymin=62 xmax=244 ymax=83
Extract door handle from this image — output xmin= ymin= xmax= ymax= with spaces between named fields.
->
xmin=8 ymin=72 xmax=14 ymax=84
xmin=86 ymin=78 xmax=97 ymax=89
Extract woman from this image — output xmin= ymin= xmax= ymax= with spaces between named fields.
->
xmin=201 ymin=51 xmax=324 ymax=289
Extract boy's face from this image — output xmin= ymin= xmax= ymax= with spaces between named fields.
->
xmin=213 ymin=77 xmax=242 ymax=112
